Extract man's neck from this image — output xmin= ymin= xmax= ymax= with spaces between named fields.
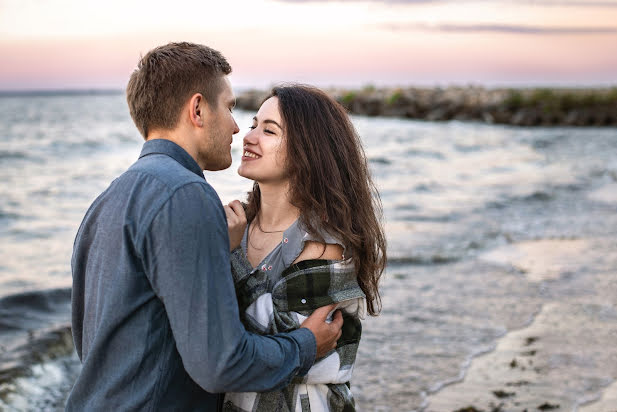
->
xmin=147 ymin=129 xmax=201 ymax=169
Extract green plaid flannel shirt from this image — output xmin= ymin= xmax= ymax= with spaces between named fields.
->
xmin=224 ymin=248 xmax=365 ymax=412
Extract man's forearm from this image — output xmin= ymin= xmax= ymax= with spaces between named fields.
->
xmin=200 ymin=328 xmax=316 ymax=393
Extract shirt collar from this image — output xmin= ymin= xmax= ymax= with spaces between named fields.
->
xmin=139 ymin=139 xmax=204 ymax=179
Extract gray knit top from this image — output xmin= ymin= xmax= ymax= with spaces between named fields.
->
xmin=240 ymin=218 xmax=346 ymax=291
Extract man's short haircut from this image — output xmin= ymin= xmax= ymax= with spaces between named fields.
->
xmin=126 ymin=42 xmax=232 ymax=138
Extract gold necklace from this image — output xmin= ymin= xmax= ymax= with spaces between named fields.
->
xmin=247 ymin=219 xmax=283 ymax=252
xmin=256 ymin=218 xmax=285 ymax=234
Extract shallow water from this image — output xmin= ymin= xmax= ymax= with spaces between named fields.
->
xmin=1 ymin=93 xmax=616 ymax=411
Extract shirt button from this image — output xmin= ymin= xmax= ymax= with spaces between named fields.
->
xmin=283 ymin=237 xmax=289 ymax=243
xmin=301 ymin=298 xmax=307 ymax=304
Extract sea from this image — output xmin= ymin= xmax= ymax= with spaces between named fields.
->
xmin=1 ymin=92 xmax=616 ymax=411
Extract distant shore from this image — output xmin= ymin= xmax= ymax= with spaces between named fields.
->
xmin=236 ymin=86 xmax=617 ymax=127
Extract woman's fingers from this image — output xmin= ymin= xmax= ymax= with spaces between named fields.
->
xmin=227 ymin=200 xmax=246 ymax=221
xmin=226 ymin=200 xmax=247 ymax=251
xmin=223 ymin=205 xmax=234 ymax=221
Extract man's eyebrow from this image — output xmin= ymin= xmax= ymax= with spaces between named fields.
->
xmin=253 ymin=116 xmax=282 ymax=130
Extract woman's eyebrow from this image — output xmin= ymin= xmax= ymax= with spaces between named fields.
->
xmin=253 ymin=116 xmax=282 ymax=130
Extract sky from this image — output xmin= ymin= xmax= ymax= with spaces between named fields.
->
xmin=0 ymin=0 xmax=616 ymax=91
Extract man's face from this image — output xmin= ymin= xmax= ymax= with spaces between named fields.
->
xmin=198 ymin=76 xmax=239 ymax=171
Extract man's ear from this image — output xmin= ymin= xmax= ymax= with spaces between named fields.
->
xmin=188 ymin=93 xmax=205 ymax=127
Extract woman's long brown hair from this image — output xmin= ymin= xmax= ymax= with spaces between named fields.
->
xmin=245 ymin=84 xmax=387 ymax=316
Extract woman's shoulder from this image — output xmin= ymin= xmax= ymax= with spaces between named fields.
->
xmin=293 ymin=241 xmax=343 ymax=263
xmin=293 ymin=219 xmax=346 ymax=263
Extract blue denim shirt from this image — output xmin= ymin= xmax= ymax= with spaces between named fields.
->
xmin=67 ymin=139 xmax=316 ymax=411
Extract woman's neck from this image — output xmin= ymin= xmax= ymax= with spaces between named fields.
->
xmin=256 ymin=181 xmax=300 ymax=231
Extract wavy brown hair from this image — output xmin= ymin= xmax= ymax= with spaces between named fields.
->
xmin=245 ymin=85 xmax=387 ymax=315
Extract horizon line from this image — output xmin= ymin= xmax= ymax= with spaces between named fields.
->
xmin=0 ymin=89 xmax=124 ymax=97
xmin=1 ymin=84 xmax=617 ymax=97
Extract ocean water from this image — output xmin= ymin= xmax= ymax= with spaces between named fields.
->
xmin=1 ymin=93 xmax=616 ymax=411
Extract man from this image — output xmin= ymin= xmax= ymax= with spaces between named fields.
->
xmin=67 ymin=42 xmax=343 ymax=411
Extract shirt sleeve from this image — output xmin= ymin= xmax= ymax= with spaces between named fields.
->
xmin=141 ymin=182 xmax=316 ymax=393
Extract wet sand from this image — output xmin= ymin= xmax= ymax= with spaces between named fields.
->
xmin=580 ymin=380 xmax=617 ymax=412
xmin=425 ymin=238 xmax=617 ymax=411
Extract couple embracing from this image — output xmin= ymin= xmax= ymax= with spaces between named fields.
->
xmin=67 ymin=42 xmax=386 ymax=412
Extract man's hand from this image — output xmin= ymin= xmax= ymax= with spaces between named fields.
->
xmin=224 ymin=200 xmax=247 ymax=251
xmin=300 ymin=304 xmax=343 ymax=359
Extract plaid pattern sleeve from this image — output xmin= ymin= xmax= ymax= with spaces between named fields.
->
xmin=225 ymin=255 xmax=365 ymax=412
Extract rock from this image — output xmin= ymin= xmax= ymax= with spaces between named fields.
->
xmin=482 ymin=111 xmax=495 ymax=124
xmin=537 ymin=402 xmax=560 ymax=410
xmin=235 ymin=89 xmax=268 ymax=111
xmin=512 ymin=109 xmax=542 ymax=126
xmin=492 ymin=390 xmax=515 ymax=398
xmin=427 ymin=106 xmax=453 ymax=121
xmin=233 ymin=86 xmax=617 ymax=127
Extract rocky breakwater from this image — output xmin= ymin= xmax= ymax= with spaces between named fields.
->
xmin=235 ymin=86 xmax=617 ymax=127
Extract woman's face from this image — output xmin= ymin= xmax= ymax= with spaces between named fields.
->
xmin=237 ymin=96 xmax=288 ymax=184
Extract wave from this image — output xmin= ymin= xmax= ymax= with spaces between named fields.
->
xmin=0 ymin=287 xmax=70 ymax=311
xmin=486 ymin=190 xmax=557 ymax=210
xmin=486 ymin=182 xmax=587 ymax=210
xmin=368 ymin=156 xmax=392 ymax=165
xmin=0 ymin=209 xmax=21 ymax=221
xmin=0 ymin=150 xmax=29 ymax=161
xmin=405 ymin=148 xmax=445 ymax=159
xmin=487 ymin=193 xmax=550 ymax=209
xmin=0 ymin=288 xmax=71 ymax=332
xmin=0 ymin=288 xmax=75 ymax=408
xmin=398 ymin=213 xmax=460 ymax=223
xmin=0 ymin=324 xmax=77 ymax=410
xmin=387 ymin=255 xmax=461 ymax=266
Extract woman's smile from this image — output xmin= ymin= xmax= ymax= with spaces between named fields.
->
xmin=242 ymin=149 xmax=261 ymax=160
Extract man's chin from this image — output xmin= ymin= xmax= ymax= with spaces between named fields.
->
xmin=204 ymin=159 xmax=232 ymax=172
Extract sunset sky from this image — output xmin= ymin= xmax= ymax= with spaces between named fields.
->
xmin=1 ymin=0 xmax=616 ymax=91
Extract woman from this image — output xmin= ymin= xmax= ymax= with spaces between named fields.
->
xmin=223 ymin=85 xmax=386 ymax=411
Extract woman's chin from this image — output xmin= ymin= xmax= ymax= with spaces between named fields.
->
xmin=236 ymin=166 xmax=253 ymax=180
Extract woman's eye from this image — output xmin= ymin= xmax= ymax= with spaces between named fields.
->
xmin=249 ymin=126 xmax=256 ymax=130
xmin=264 ymin=129 xmax=274 ymax=134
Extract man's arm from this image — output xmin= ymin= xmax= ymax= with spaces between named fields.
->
xmin=142 ymin=183 xmax=316 ymax=393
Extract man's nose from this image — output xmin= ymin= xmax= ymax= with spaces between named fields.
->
xmin=232 ymin=118 xmax=240 ymax=134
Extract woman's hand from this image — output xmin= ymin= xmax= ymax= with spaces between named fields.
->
xmin=224 ymin=200 xmax=247 ymax=251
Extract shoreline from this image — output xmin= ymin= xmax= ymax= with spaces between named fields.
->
xmin=424 ymin=237 xmax=617 ymax=411
xmin=235 ymin=86 xmax=617 ymax=127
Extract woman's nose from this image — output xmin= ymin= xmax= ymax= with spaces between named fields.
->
xmin=243 ymin=128 xmax=258 ymax=145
